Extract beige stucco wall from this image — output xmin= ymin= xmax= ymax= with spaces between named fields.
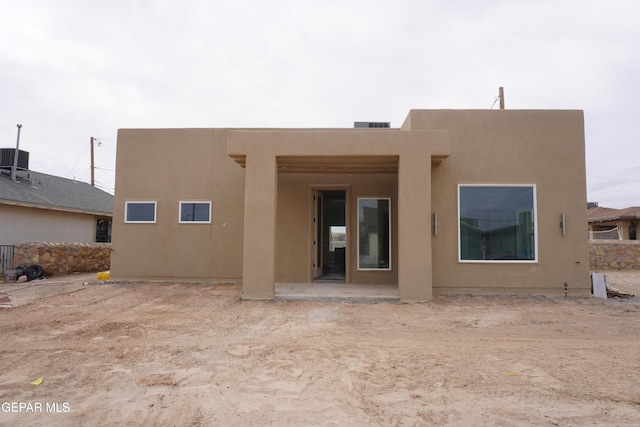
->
xmin=403 ymin=110 xmax=591 ymax=295
xmin=110 ymin=129 xmax=245 ymax=280
xmin=276 ymin=173 xmax=398 ymax=285
xmin=111 ymin=109 xmax=590 ymax=298
xmin=228 ymin=128 xmax=448 ymax=300
xmin=0 ymin=204 xmax=98 ymax=244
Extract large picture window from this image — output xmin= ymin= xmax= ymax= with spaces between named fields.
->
xmin=179 ymin=201 xmax=211 ymax=223
xmin=125 ymin=201 xmax=156 ymax=223
xmin=358 ymin=198 xmax=391 ymax=270
xmin=459 ymin=185 xmax=536 ymax=262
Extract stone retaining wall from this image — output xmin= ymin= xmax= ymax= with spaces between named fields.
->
xmin=13 ymin=242 xmax=111 ymax=276
xmin=589 ymin=240 xmax=640 ymax=270
xmin=10 ymin=241 xmax=638 ymax=276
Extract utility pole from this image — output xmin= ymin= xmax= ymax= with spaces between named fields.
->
xmin=499 ymin=87 xmax=505 ymax=109
xmin=90 ymin=136 xmax=95 ymax=186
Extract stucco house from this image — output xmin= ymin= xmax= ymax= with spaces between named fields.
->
xmin=0 ymin=155 xmax=114 ymax=245
xmin=588 ymin=206 xmax=640 ymax=240
xmin=111 ymin=109 xmax=591 ymax=301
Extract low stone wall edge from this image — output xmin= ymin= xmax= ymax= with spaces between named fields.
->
xmin=589 ymin=240 xmax=640 ymax=270
xmin=13 ymin=242 xmax=111 ymax=276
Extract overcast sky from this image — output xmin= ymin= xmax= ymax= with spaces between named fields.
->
xmin=1 ymin=0 xmax=638 ymax=207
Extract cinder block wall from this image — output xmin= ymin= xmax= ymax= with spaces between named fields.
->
xmin=589 ymin=240 xmax=640 ymax=270
xmin=13 ymin=242 xmax=111 ymax=276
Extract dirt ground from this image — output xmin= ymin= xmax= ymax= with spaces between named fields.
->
xmin=1 ymin=272 xmax=639 ymax=426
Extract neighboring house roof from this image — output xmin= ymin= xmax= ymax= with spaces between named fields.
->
xmin=587 ymin=206 xmax=640 ymax=222
xmin=0 ymin=169 xmax=113 ymax=216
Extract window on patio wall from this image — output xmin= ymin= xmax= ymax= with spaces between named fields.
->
xmin=358 ymin=198 xmax=391 ymax=270
xmin=458 ymin=185 xmax=537 ymax=262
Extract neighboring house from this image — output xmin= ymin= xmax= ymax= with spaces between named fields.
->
xmin=111 ymin=109 xmax=591 ymax=301
xmin=588 ymin=206 xmax=640 ymax=240
xmin=0 ymin=153 xmax=114 ymax=245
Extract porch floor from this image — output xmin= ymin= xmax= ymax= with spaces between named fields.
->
xmin=274 ymin=282 xmax=400 ymax=303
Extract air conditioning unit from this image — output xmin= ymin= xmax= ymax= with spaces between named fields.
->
xmin=0 ymin=148 xmax=29 ymax=170
xmin=354 ymin=122 xmax=391 ymax=128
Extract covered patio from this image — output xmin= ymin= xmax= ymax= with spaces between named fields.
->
xmin=228 ymin=128 xmax=451 ymax=302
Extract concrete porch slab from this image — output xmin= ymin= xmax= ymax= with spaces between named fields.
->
xmin=275 ymin=282 xmax=400 ymax=303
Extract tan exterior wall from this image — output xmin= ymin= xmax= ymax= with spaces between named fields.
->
xmin=228 ymin=128 xmax=448 ymax=300
xmin=403 ymin=110 xmax=591 ymax=295
xmin=111 ymin=109 xmax=590 ymax=298
xmin=0 ymin=204 xmax=98 ymax=244
xmin=110 ymin=129 xmax=245 ymax=280
xmin=276 ymin=173 xmax=398 ymax=285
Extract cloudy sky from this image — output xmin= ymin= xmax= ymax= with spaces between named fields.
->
xmin=1 ymin=0 xmax=638 ymax=207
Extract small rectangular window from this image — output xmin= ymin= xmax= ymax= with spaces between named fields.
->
xmin=458 ymin=185 xmax=537 ymax=262
xmin=125 ymin=201 xmax=156 ymax=223
xmin=179 ymin=201 xmax=211 ymax=223
xmin=358 ymin=198 xmax=391 ymax=270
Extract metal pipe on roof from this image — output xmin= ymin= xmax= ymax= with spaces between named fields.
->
xmin=11 ymin=124 xmax=22 ymax=181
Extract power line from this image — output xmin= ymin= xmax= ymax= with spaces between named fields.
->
xmin=96 ymin=166 xmax=116 ymax=172
xmin=93 ymin=181 xmax=115 ymax=194
xmin=490 ymin=87 xmax=505 ymax=109
xmin=96 ymin=141 xmax=117 ymax=155
xmin=29 ymin=151 xmax=78 ymax=164
xmin=77 ymin=166 xmax=91 ymax=182
xmin=65 ymin=143 xmax=90 ymax=179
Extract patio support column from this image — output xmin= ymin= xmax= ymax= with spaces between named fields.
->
xmin=617 ymin=221 xmax=629 ymax=240
xmin=241 ymin=151 xmax=277 ymax=299
xmin=398 ymin=147 xmax=432 ymax=301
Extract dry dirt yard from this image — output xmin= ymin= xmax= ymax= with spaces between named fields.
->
xmin=1 ymin=272 xmax=639 ymax=426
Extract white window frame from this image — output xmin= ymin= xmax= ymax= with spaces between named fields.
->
xmin=125 ymin=201 xmax=157 ymax=223
xmin=457 ymin=184 xmax=538 ymax=263
xmin=357 ymin=197 xmax=392 ymax=271
xmin=179 ymin=201 xmax=212 ymax=224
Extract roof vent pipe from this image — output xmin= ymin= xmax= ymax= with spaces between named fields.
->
xmin=11 ymin=124 xmax=22 ymax=181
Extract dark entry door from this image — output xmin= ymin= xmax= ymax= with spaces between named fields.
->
xmin=313 ymin=190 xmax=347 ymax=281
xmin=313 ymin=190 xmax=324 ymax=278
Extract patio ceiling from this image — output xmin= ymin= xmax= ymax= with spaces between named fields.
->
xmin=230 ymin=154 xmax=447 ymax=172
xmin=277 ymin=155 xmax=399 ymax=173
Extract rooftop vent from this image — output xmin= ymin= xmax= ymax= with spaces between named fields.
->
xmin=0 ymin=148 xmax=29 ymax=171
xmin=354 ymin=122 xmax=390 ymax=129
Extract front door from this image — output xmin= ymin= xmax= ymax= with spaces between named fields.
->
xmin=312 ymin=189 xmax=347 ymax=281
xmin=313 ymin=190 xmax=324 ymax=278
